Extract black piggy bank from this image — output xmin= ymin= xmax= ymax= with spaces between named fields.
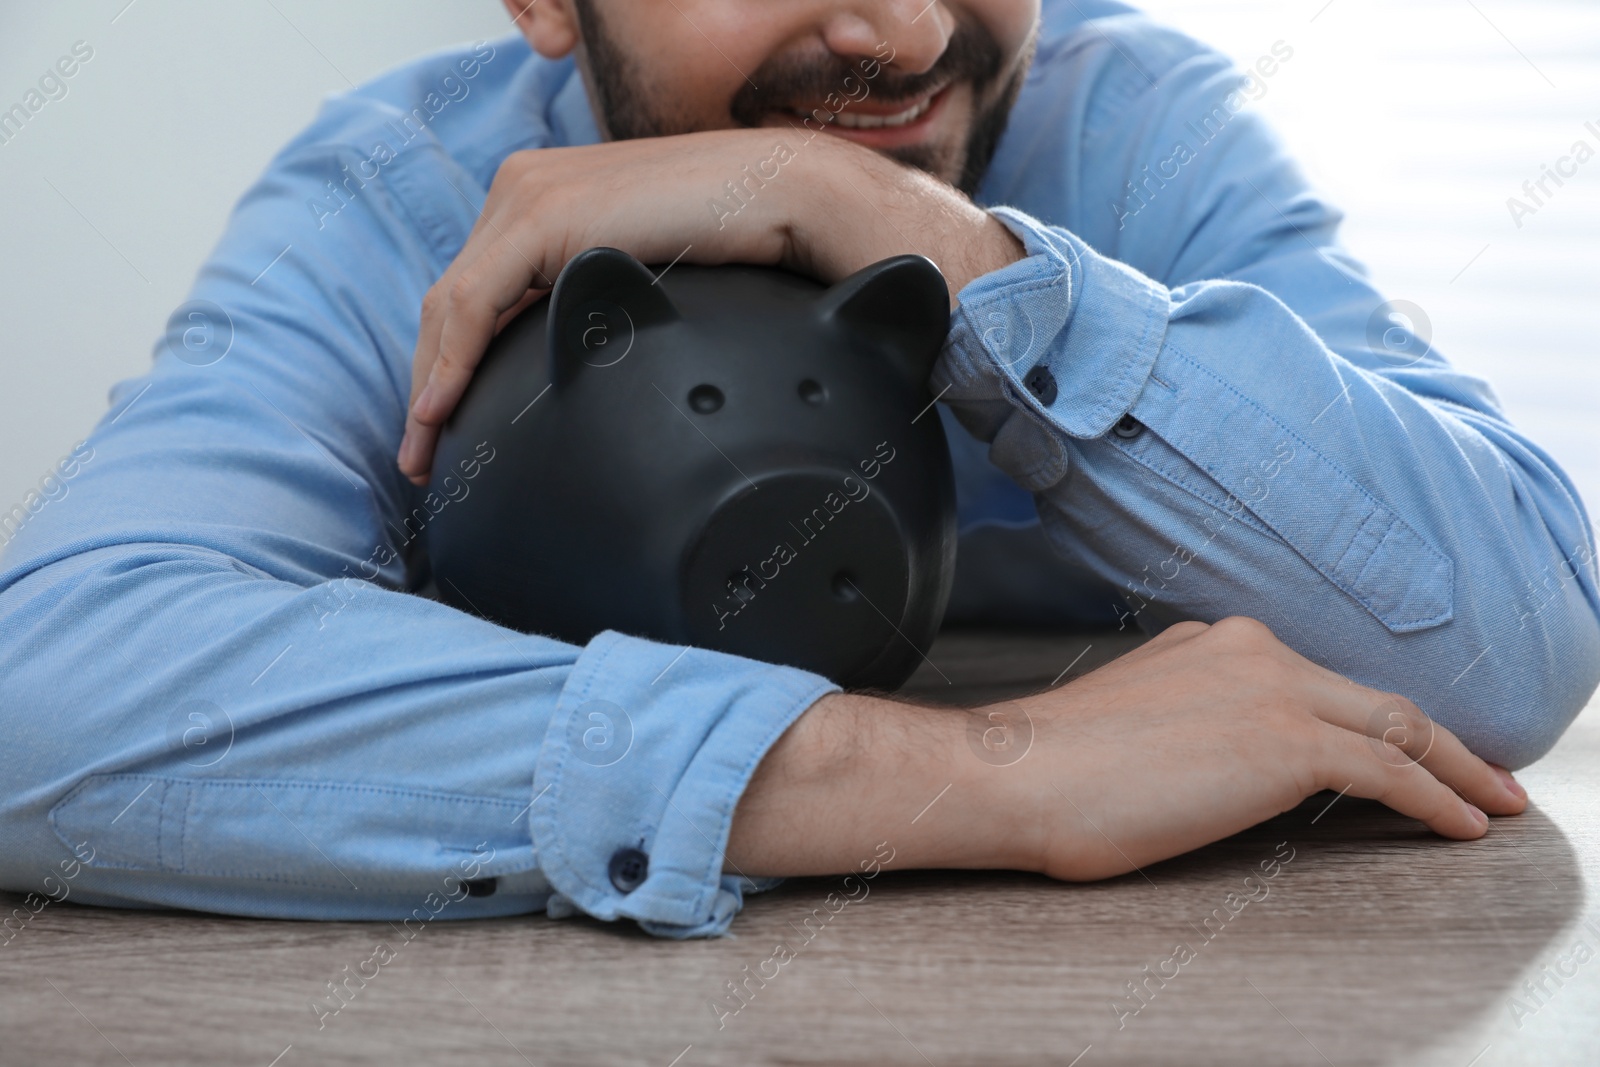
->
xmin=425 ymin=246 xmax=957 ymax=691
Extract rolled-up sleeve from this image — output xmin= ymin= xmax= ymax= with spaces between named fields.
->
xmin=0 ymin=47 xmax=836 ymax=936
xmin=533 ymin=632 xmax=834 ymax=937
xmin=934 ymin=15 xmax=1600 ymax=768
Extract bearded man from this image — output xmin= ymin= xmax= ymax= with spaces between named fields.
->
xmin=0 ymin=0 xmax=1590 ymax=934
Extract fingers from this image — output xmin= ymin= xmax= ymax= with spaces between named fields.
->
xmin=399 ymin=234 xmax=549 ymax=483
xmin=428 ymin=247 xmax=541 ymax=417
xmin=1304 ymin=681 xmax=1527 ymax=817
xmin=425 ymin=240 xmax=543 ymax=420
xmin=1370 ymin=696 xmax=1525 ymax=816
xmin=496 ymin=287 xmax=547 ymax=335
xmin=1193 ymin=617 xmax=1528 ymax=819
xmin=401 ymin=276 xmax=453 ymax=483
xmin=398 ymin=412 xmax=441 ymax=487
xmin=1317 ymin=721 xmax=1490 ymax=839
xmin=394 ymin=132 xmax=799 ymax=484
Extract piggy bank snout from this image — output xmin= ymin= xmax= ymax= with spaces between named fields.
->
xmin=682 ymin=469 xmax=914 ymax=688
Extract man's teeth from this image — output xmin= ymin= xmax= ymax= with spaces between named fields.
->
xmin=794 ymin=95 xmax=934 ymax=129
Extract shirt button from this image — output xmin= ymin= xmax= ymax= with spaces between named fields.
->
xmin=1023 ymin=364 xmax=1058 ymax=406
xmin=608 ymin=847 xmax=649 ymax=894
xmin=1112 ymin=414 xmax=1144 ymax=439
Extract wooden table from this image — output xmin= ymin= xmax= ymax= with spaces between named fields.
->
xmin=3 ymin=628 xmax=1596 ymax=1066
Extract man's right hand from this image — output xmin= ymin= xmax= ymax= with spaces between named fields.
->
xmin=726 ymin=617 xmax=1528 ymax=880
xmin=396 ymin=127 xmax=1013 ymax=486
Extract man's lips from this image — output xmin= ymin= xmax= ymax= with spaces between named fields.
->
xmin=762 ymin=84 xmax=954 ymax=148
xmin=820 ymin=84 xmax=945 ymax=125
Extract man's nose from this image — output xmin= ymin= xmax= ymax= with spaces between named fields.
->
xmin=816 ymin=0 xmax=953 ymax=76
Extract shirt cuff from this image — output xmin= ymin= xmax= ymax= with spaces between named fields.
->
xmin=937 ymin=205 xmax=1172 ymax=441
xmin=528 ymin=630 xmax=839 ymax=938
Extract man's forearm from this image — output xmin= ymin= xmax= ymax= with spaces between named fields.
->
xmin=725 ymin=692 xmax=1037 ymax=877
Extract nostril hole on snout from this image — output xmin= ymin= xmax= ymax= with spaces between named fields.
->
xmin=798 ymin=379 xmax=827 ymax=406
xmin=831 ymin=570 xmax=859 ymax=603
xmin=688 ymin=384 xmax=724 ymax=414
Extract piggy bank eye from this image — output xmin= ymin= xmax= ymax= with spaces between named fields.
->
xmin=688 ymin=384 xmax=724 ymax=414
xmin=798 ymin=379 xmax=827 ymax=406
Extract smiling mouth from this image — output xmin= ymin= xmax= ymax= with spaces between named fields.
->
xmin=785 ymin=83 xmax=949 ymax=130
xmin=792 ymin=93 xmax=937 ymax=129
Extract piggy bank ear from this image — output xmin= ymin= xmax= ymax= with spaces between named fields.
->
xmin=547 ymin=247 xmax=679 ymax=384
xmin=816 ymin=254 xmax=950 ymax=387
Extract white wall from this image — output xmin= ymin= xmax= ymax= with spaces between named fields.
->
xmin=1136 ymin=0 xmax=1600 ymax=514
xmin=0 ymin=0 xmax=510 ymax=511
xmin=2 ymin=1 xmax=1597 ymax=517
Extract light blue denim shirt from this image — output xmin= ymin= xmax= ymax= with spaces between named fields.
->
xmin=2 ymin=1 xmax=1596 ymax=937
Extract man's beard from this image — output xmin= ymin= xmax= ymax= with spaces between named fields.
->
xmin=569 ymin=0 xmax=1034 ymax=197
